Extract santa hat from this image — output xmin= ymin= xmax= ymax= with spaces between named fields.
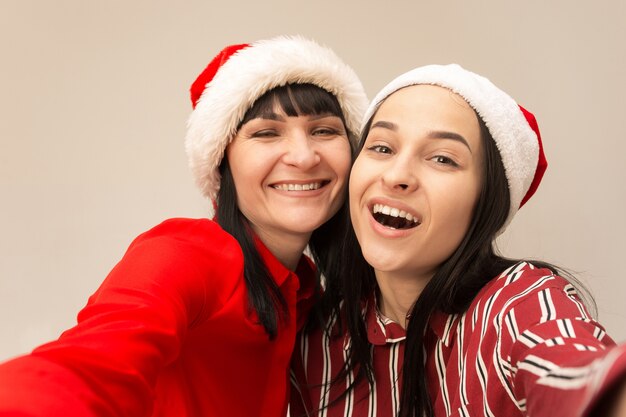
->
xmin=185 ymin=35 xmax=368 ymax=199
xmin=362 ymin=64 xmax=547 ymax=231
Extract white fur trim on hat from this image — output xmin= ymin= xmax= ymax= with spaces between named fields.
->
xmin=362 ymin=64 xmax=539 ymax=230
xmin=186 ymin=35 xmax=368 ymax=200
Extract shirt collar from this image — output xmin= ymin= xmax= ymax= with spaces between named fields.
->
xmin=293 ymin=255 xmax=317 ymax=301
xmin=429 ymin=310 xmax=456 ymax=347
xmin=363 ymin=291 xmax=457 ymax=347
xmin=253 ymin=234 xmax=317 ymax=299
xmin=365 ymin=293 xmax=407 ymax=346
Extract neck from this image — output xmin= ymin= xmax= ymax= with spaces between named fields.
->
xmin=253 ymin=227 xmax=311 ymax=270
xmin=375 ymin=269 xmax=432 ymax=329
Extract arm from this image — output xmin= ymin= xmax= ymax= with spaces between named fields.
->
xmin=575 ymin=348 xmax=626 ymax=417
xmin=0 ymin=219 xmax=237 ymax=417
xmin=497 ymin=282 xmax=626 ymax=417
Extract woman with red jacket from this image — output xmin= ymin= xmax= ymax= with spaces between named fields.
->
xmin=0 ymin=36 xmax=367 ymax=417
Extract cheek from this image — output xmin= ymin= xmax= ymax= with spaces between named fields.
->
xmin=229 ymin=146 xmax=275 ymax=183
xmin=348 ymin=158 xmax=368 ymax=205
xmin=228 ymin=162 xmax=255 ymax=190
xmin=348 ymin=158 xmax=374 ymax=234
xmin=226 ymin=145 xmax=247 ymax=181
xmin=425 ymin=201 xmax=474 ymax=266
xmin=432 ymin=178 xmax=480 ymax=237
xmin=447 ymin=203 xmax=474 ymax=238
xmin=336 ymin=157 xmax=352 ymax=188
xmin=323 ymin=140 xmax=352 ymax=181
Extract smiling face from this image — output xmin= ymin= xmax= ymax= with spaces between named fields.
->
xmin=349 ymin=85 xmax=483 ymax=284
xmin=226 ymin=105 xmax=351 ymax=247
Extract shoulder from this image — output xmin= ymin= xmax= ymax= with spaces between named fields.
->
xmin=466 ymin=261 xmax=588 ymax=327
xmin=108 ymin=218 xmax=245 ymax=290
xmin=467 ymin=261 xmax=598 ymax=335
xmin=474 ymin=261 xmax=571 ymax=307
xmin=133 ymin=217 xmax=234 ymax=245
xmin=127 ymin=218 xmax=241 ymax=262
xmin=91 ymin=218 xmax=246 ymax=316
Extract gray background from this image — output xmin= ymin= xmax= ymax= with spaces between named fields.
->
xmin=1 ymin=1 xmax=625 ymax=360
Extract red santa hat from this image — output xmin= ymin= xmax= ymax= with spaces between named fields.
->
xmin=362 ymin=63 xmax=547 ymax=231
xmin=185 ymin=35 xmax=368 ymax=199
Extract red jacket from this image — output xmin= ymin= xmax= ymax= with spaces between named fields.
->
xmin=0 ymin=218 xmax=317 ymax=417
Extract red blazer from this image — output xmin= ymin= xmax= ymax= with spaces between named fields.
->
xmin=0 ymin=218 xmax=317 ymax=417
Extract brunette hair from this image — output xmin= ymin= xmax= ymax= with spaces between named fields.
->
xmin=317 ymin=111 xmax=592 ymax=416
xmin=216 ymin=83 xmax=355 ymax=339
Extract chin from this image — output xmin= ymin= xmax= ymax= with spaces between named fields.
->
xmin=281 ymin=218 xmax=327 ymax=235
xmin=287 ymin=211 xmax=334 ymax=230
xmin=360 ymin=246 xmax=401 ymax=272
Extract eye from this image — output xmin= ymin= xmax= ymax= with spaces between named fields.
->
xmin=367 ymin=144 xmax=393 ymax=154
xmin=251 ymin=129 xmax=279 ymax=138
xmin=312 ymin=127 xmax=340 ymax=136
xmin=431 ymin=155 xmax=459 ymax=167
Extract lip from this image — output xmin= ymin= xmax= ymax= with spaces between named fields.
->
xmin=365 ymin=197 xmax=422 ymax=238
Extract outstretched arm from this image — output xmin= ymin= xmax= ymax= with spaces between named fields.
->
xmin=498 ymin=282 xmax=626 ymax=417
xmin=0 ymin=219 xmax=234 ymax=417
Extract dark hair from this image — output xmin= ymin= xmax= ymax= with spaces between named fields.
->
xmin=216 ymin=83 xmax=356 ymax=339
xmin=319 ymin=111 xmax=593 ymax=416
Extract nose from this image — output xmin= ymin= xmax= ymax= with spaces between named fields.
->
xmin=381 ymin=155 xmax=418 ymax=192
xmin=281 ymin=131 xmax=321 ymax=170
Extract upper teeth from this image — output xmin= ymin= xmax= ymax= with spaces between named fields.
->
xmin=372 ymin=204 xmax=419 ymax=223
xmin=273 ymin=182 xmax=322 ymax=191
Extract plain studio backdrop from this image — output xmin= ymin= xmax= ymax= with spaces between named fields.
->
xmin=1 ymin=1 xmax=625 ymax=360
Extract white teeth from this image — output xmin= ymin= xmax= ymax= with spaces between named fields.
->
xmin=273 ymin=182 xmax=321 ymax=191
xmin=372 ymin=204 xmax=419 ymax=223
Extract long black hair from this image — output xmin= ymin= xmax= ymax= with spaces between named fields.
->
xmin=216 ymin=83 xmax=356 ymax=340
xmin=319 ymin=111 xmax=593 ymax=416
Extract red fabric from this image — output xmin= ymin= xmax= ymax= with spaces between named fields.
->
xmin=0 ymin=218 xmax=317 ymax=417
xmin=291 ymin=262 xmax=626 ymax=417
xmin=190 ymin=43 xmax=250 ymax=108
xmin=518 ymin=105 xmax=547 ymax=207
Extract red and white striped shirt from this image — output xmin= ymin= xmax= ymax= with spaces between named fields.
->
xmin=290 ymin=262 xmax=626 ymax=417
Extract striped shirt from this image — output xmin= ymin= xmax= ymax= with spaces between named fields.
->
xmin=290 ymin=262 xmax=626 ymax=417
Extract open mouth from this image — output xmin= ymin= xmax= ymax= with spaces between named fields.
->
xmin=271 ymin=180 xmax=330 ymax=191
xmin=371 ymin=203 xmax=420 ymax=230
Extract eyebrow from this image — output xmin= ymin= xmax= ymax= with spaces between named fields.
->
xmin=426 ymin=130 xmax=472 ymax=153
xmin=370 ymin=120 xmax=472 ymax=153
xmin=371 ymin=120 xmax=398 ymax=131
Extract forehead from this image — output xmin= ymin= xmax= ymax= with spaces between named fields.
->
xmin=376 ymin=84 xmax=473 ymax=117
xmin=372 ymin=85 xmax=481 ymax=140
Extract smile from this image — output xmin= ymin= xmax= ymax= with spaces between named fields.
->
xmin=371 ymin=203 xmax=420 ymax=230
xmin=271 ymin=181 xmax=328 ymax=191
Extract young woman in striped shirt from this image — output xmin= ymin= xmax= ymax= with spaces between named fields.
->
xmin=291 ymin=64 xmax=626 ymax=417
